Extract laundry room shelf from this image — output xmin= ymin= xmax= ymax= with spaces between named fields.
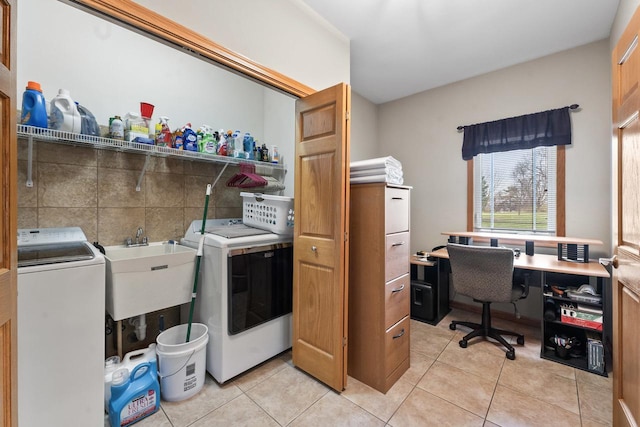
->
xmin=17 ymin=124 xmax=286 ymax=189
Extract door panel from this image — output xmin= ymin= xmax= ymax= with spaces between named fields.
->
xmin=613 ymin=7 xmax=640 ymax=426
xmin=0 ymin=0 xmax=17 ymax=424
xmin=293 ymin=83 xmax=350 ymax=391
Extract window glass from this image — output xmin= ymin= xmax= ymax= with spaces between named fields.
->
xmin=473 ymin=146 xmax=557 ymax=234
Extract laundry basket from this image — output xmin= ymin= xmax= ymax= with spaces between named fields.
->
xmin=241 ymin=192 xmax=294 ymax=235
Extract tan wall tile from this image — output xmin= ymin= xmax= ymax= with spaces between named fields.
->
xmin=145 ymin=207 xmax=185 ymax=242
xmin=98 ymin=168 xmax=145 ymax=207
xmin=97 ymin=150 xmax=147 ymax=170
xmin=183 ymin=207 xmax=217 ymax=230
xmin=98 ymin=207 xmax=145 ymax=246
xmin=184 ymin=175 xmax=215 ymax=208
xmin=145 ymin=172 xmax=184 ymax=207
xmin=148 ymin=156 xmax=183 ymax=174
xmin=17 ymin=137 xmax=37 ymax=161
xmin=38 ymin=163 xmax=97 ymax=207
xmin=184 ymin=159 xmax=222 ymax=177
xmin=215 ymin=207 xmax=243 ymax=219
xmin=17 ymin=208 xmax=38 ymax=229
xmin=17 ymin=160 xmax=37 ymax=207
xmin=38 ymin=207 xmax=98 ymax=242
xmin=38 ymin=143 xmax=97 ymax=166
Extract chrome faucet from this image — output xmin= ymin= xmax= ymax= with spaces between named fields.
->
xmin=126 ymin=227 xmax=148 ymax=247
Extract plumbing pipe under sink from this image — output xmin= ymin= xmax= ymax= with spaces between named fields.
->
xmin=129 ymin=314 xmax=147 ymax=341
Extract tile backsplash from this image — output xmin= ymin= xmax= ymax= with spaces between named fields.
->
xmin=17 ymin=138 xmax=246 ymax=245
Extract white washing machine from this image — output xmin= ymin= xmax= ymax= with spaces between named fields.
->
xmin=17 ymin=227 xmax=105 ymax=427
xmin=182 ymin=219 xmax=293 ymax=383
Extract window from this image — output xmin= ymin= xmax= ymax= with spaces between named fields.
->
xmin=471 ymin=145 xmax=563 ymax=234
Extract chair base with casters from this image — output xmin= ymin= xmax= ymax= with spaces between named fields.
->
xmin=449 ymin=300 xmax=525 ymax=360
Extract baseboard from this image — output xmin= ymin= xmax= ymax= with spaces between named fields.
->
xmin=449 ymin=300 xmax=539 ymax=329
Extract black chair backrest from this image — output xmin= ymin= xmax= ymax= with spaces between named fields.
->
xmin=447 ymin=243 xmax=515 ymax=303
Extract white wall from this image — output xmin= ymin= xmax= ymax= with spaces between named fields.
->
xmin=134 ymin=0 xmax=350 ymax=93
xmin=378 ymin=40 xmax=612 ymax=259
xmin=350 ymin=92 xmax=379 ymax=162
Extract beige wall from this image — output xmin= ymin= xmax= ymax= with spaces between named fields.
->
xmin=378 ymin=40 xmax=612 ymax=259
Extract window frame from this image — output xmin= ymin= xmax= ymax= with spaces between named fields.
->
xmin=466 ymin=145 xmax=566 ymax=236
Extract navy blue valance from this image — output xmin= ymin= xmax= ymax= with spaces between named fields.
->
xmin=460 ymin=106 xmax=574 ymax=161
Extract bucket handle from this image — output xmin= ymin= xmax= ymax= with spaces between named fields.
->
xmin=158 ymin=349 xmax=196 ymax=380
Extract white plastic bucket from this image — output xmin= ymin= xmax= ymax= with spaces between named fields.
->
xmin=156 ymin=323 xmax=208 ymax=402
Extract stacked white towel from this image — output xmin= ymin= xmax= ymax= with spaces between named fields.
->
xmin=350 ymin=156 xmax=403 ymax=185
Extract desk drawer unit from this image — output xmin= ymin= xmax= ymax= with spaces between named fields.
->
xmin=349 ymin=182 xmax=411 ymax=393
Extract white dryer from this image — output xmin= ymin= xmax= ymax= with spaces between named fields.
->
xmin=17 ymin=227 xmax=105 ymax=427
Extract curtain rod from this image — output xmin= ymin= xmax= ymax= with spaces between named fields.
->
xmin=456 ymin=104 xmax=580 ymax=131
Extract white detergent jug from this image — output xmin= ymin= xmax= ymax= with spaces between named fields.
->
xmin=49 ymin=89 xmax=82 ymax=133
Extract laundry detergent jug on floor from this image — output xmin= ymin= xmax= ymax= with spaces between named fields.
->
xmin=108 ymin=361 xmax=160 ymax=427
xmin=49 ymin=89 xmax=82 ymax=133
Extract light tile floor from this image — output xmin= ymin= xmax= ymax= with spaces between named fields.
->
xmin=110 ymin=308 xmax=612 ymax=426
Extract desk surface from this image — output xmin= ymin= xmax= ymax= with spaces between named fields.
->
xmin=429 ymin=247 xmax=610 ymax=278
xmin=441 ymin=231 xmax=603 ymax=248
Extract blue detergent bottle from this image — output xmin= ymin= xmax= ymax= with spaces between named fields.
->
xmin=20 ymin=81 xmax=48 ymax=128
xmin=108 ymin=361 xmax=160 ymax=427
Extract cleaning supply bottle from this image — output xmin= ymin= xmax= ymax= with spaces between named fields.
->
xmin=49 ymin=89 xmax=82 ymax=133
xmin=108 ymin=361 xmax=160 ymax=427
xmin=109 ymin=116 xmax=124 ymax=140
xmin=155 ymin=116 xmax=172 ymax=147
xmin=173 ymin=128 xmax=184 ymax=150
xmin=20 ymin=81 xmax=48 ymax=128
xmin=183 ymin=123 xmax=198 ymax=152
xmin=199 ymin=125 xmax=216 ymax=154
xmin=226 ymin=130 xmax=235 ymax=156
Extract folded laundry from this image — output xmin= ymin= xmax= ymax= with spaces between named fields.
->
xmin=350 ymin=174 xmax=403 ymax=185
xmin=349 ymin=156 xmax=402 ymax=171
xmin=350 ymin=156 xmax=404 ymax=185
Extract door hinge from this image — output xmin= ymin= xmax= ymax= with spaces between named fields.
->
xmin=346 ymin=110 xmax=350 ymax=121
xmin=344 ymin=232 xmax=348 ymax=242
xmin=343 ymin=336 xmax=347 ymax=347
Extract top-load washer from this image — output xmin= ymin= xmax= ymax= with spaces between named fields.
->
xmin=17 ymin=227 xmax=105 ymax=427
xmin=182 ymin=219 xmax=293 ymax=383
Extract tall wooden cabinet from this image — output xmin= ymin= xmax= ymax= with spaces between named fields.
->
xmin=348 ymin=183 xmax=411 ymax=393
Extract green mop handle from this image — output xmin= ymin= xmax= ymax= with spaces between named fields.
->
xmin=186 ymin=184 xmax=211 ymax=342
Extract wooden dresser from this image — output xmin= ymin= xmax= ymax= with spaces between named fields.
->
xmin=348 ymin=182 xmax=411 ymax=393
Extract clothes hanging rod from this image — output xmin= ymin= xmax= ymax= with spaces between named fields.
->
xmin=456 ymin=104 xmax=580 ymax=131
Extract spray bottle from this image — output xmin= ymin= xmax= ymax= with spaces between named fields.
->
xmin=155 ymin=116 xmax=172 ymax=147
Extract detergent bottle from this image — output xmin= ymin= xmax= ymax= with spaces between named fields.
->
xmin=104 ymin=344 xmax=157 ymax=414
xmin=49 ymin=89 xmax=82 ymax=133
xmin=183 ymin=123 xmax=198 ymax=152
xmin=108 ymin=361 xmax=160 ymax=427
xmin=20 ymin=81 xmax=48 ymax=128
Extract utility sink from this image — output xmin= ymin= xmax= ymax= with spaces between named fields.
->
xmin=105 ymin=242 xmax=197 ymax=321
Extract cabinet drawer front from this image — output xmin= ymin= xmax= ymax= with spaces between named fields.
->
xmin=386 ymin=232 xmax=409 ymax=282
xmin=385 ymin=188 xmax=409 ymax=233
xmin=385 ymin=316 xmax=410 ymax=375
xmin=385 ymin=274 xmax=410 ymax=329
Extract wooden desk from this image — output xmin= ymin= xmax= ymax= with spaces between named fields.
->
xmin=430 ymin=246 xmax=611 ymax=375
xmin=441 ymin=231 xmax=603 ymax=249
xmin=429 ymin=247 xmax=609 ymax=277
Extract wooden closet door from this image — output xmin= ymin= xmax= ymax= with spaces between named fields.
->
xmin=612 ymin=6 xmax=640 ymax=426
xmin=292 ymin=83 xmax=350 ymax=391
xmin=0 ymin=0 xmax=18 ymax=425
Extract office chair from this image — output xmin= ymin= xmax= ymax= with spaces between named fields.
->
xmin=447 ymin=243 xmax=527 ymax=360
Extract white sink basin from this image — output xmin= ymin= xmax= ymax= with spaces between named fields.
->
xmin=105 ymin=242 xmax=197 ymax=321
